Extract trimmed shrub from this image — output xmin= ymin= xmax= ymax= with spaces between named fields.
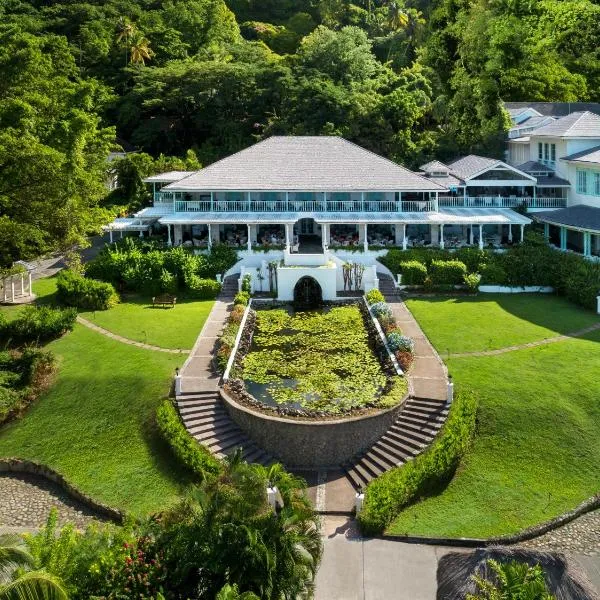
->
xmin=365 ymin=288 xmax=385 ymax=305
xmin=399 ymin=261 xmax=427 ymax=285
xmin=241 ymin=274 xmax=252 ymax=293
xmin=379 ymin=248 xmax=450 ymax=276
xmin=386 ymin=333 xmax=414 ymax=353
xmin=2 ymin=306 xmax=77 ymax=345
xmin=234 ymin=291 xmax=251 ymax=306
xmin=156 ymin=400 xmax=221 ymax=480
xmin=463 ymin=272 xmax=481 ymax=292
xmin=479 ymin=261 xmax=508 ymax=285
xmin=370 ymin=301 xmax=392 ymax=319
xmin=57 ymin=270 xmax=119 ymax=310
xmin=186 ymin=275 xmax=221 ymax=299
xmin=359 ymin=390 xmax=478 ymax=535
xmin=429 ymin=260 xmax=467 ymax=285
xmin=229 ymin=304 xmax=246 ymax=324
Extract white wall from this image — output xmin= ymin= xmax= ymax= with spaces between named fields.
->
xmin=565 ymin=162 xmax=600 ymax=208
xmin=277 ymin=265 xmax=338 ymax=301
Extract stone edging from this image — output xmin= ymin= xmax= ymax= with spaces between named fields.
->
xmin=76 ymin=316 xmax=188 ymax=354
xmin=0 ymin=458 xmax=125 ymax=524
xmin=380 ymin=492 xmax=600 ymax=547
xmin=447 ymin=322 xmax=600 ymax=358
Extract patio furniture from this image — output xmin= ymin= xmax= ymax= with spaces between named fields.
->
xmin=152 ymin=294 xmax=177 ymax=308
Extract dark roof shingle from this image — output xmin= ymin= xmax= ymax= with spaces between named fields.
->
xmin=534 ymin=204 xmax=600 ymax=232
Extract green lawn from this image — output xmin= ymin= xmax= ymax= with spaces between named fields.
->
xmin=0 ymin=276 xmax=212 ymax=516
xmin=0 ymin=277 xmax=59 ymax=319
xmin=79 ymin=295 xmax=214 ymax=349
xmin=406 ymin=294 xmax=599 ymax=354
xmin=388 ymin=299 xmax=600 ymax=538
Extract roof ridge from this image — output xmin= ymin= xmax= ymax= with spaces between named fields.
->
xmin=563 ymin=111 xmax=590 ymax=135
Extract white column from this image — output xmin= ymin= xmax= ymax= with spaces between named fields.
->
xmin=439 ymin=224 xmax=445 ymax=249
xmin=28 ymin=272 xmax=32 ymax=297
xmin=139 ymin=228 xmax=144 ymax=238
xmin=520 ymin=224 xmax=525 ymax=243
xmin=285 ymin=191 xmax=289 ymax=211
xmin=478 ymin=224 xmax=484 ymax=249
xmin=247 ymin=224 xmax=252 ymax=252
xmin=109 ymin=229 xmax=113 ymax=243
xmin=363 ymin=224 xmax=368 ymax=251
xmin=322 ymin=223 xmax=329 ymax=250
xmin=247 ymin=191 xmax=251 ymax=211
xmin=20 ymin=274 xmax=24 ymax=295
xmin=402 ymin=224 xmax=407 ymax=250
xmin=469 ymin=225 xmax=474 ymax=245
xmin=120 ymin=230 xmax=123 ymax=239
xmin=167 ymin=224 xmax=172 ymax=245
xmin=434 ymin=191 xmax=439 ymax=211
xmin=508 ymin=224 xmax=513 ymax=242
xmin=11 ymin=280 xmax=15 ymax=302
xmin=285 ymin=224 xmax=291 ymax=252
xmin=361 ymin=192 xmax=365 ymax=212
xmin=543 ymin=223 xmax=550 ymax=240
xmin=210 ymin=191 xmax=214 ymax=212
xmin=207 ymin=223 xmax=213 ymax=250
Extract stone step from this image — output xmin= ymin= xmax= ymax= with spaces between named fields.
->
xmin=181 ymin=411 xmax=229 ymax=428
xmin=178 ymin=403 xmax=222 ymax=416
xmin=379 ymin=432 xmax=420 ymax=457
xmin=397 ymin=412 xmax=444 ymax=429
xmin=406 ymin=399 xmax=449 ymax=413
xmin=188 ymin=419 xmax=239 ymax=437
xmin=387 ymin=426 xmax=428 ymax=451
xmin=390 ymin=423 xmax=436 ymax=445
xmin=177 ymin=398 xmax=220 ymax=410
xmin=402 ymin=407 xmax=448 ymax=422
xmin=195 ymin=426 xmax=245 ymax=448
xmin=346 ymin=462 xmax=373 ymax=491
xmin=369 ymin=442 xmax=407 ymax=468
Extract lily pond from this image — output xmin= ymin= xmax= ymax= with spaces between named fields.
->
xmin=242 ymin=304 xmax=406 ymax=414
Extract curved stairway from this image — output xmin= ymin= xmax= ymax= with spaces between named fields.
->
xmin=377 ymin=272 xmax=402 ymax=299
xmin=344 ymin=397 xmax=449 ymax=491
xmin=177 ymin=390 xmax=278 ymax=466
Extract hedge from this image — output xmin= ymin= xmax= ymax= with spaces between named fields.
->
xmin=57 ymin=270 xmax=119 ymax=310
xmin=156 ymin=400 xmax=221 ymax=480
xmin=234 ymin=291 xmax=250 ymax=306
xmin=358 ymin=390 xmax=478 ymax=535
xmin=1 ymin=306 xmax=77 ymax=346
xmin=186 ymin=275 xmax=221 ymax=299
xmin=429 ymin=260 xmax=467 ymax=285
xmin=399 ymin=260 xmax=428 ymax=285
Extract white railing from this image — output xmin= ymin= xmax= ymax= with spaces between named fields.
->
xmin=401 ymin=200 xmax=435 ymax=212
xmin=156 ymin=191 xmax=175 ymax=202
xmin=174 ymin=200 xmax=211 ymax=212
xmin=327 ymin=200 xmax=363 ymax=212
xmin=438 ymin=196 xmax=567 ymax=209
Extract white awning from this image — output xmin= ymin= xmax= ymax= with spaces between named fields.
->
xmin=103 ymin=218 xmax=152 ymax=232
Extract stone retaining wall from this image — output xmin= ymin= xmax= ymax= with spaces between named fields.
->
xmin=220 ymin=388 xmax=406 ymax=468
xmin=0 ymin=458 xmax=124 ymax=524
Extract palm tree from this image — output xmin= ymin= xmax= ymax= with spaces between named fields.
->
xmin=385 ymin=1 xmax=409 ymax=31
xmin=0 ymin=534 xmax=68 ymax=600
xmin=130 ymin=36 xmax=154 ymax=66
xmin=115 ymin=18 xmax=137 ymax=66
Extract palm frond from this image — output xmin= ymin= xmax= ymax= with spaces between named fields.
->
xmin=0 ymin=570 xmax=68 ymax=600
xmin=0 ymin=536 xmax=34 ymax=583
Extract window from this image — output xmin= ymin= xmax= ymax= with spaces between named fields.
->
xmin=538 ymin=143 xmax=543 ymax=161
xmin=577 ymin=170 xmax=588 ymax=194
xmin=550 ymin=144 xmax=556 ymax=163
xmin=544 ymin=143 xmax=549 ymax=161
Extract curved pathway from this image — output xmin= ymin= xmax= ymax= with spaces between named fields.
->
xmin=76 ymin=316 xmax=189 ymax=354
xmin=0 ymin=472 xmax=107 ymax=532
xmin=447 ymin=322 xmax=600 ymax=359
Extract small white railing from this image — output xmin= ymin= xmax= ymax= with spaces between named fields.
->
xmin=438 ymin=196 xmax=567 ymax=209
xmin=327 ymin=200 xmax=363 ymax=212
xmin=174 ymin=200 xmax=211 ymax=212
xmin=401 ymin=200 xmax=435 ymax=212
xmin=222 ymin=299 xmax=253 ymax=383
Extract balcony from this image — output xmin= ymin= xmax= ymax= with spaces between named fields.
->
xmin=438 ymin=196 xmax=567 ymax=210
xmin=167 ymin=199 xmax=437 ymax=213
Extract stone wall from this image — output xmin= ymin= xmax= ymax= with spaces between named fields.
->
xmin=220 ymin=388 xmax=406 ymax=468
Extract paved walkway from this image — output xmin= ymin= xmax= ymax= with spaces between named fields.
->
xmin=448 ymin=322 xmax=600 ymax=358
xmin=386 ymin=299 xmax=448 ymax=401
xmin=0 ymin=473 xmax=106 ymax=532
xmin=76 ymin=316 xmax=188 ymax=354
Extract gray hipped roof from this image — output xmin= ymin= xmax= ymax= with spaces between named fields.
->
xmin=534 ymin=204 xmax=600 ymax=232
xmin=420 ymin=160 xmax=450 ymax=173
xmin=143 ymin=171 xmax=196 ymax=183
xmin=504 ymin=101 xmax=600 ymax=117
xmin=164 ymin=136 xmax=446 ymax=192
xmin=561 ymin=144 xmax=600 ymax=165
xmin=446 ymin=155 xmax=500 ymax=179
xmin=516 ymin=161 xmax=553 ymax=173
xmin=532 ymin=111 xmax=600 ymax=138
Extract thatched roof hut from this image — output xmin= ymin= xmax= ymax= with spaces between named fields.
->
xmin=436 ymin=547 xmax=599 ymax=600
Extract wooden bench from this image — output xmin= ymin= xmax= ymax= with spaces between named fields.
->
xmin=152 ymin=294 xmax=177 ymax=308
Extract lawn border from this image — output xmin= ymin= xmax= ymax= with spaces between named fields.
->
xmin=380 ymin=491 xmax=600 ymax=547
xmin=0 ymin=457 xmax=126 ymax=524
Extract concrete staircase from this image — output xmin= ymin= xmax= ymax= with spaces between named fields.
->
xmin=176 ymin=390 xmax=277 ymax=466
xmin=220 ymin=274 xmax=239 ymax=299
xmin=377 ymin=272 xmax=402 ymax=299
xmin=344 ymin=398 xmax=449 ymax=491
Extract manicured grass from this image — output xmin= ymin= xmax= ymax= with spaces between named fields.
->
xmin=0 ymin=277 xmax=59 ymax=319
xmin=0 ymin=323 xmax=191 ymax=516
xmin=388 ymin=330 xmax=600 ymax=538
xmin=406 ymin=294 xmax=599 ymax=354
xmin=79 ymin=295 xmax=214 ymax=349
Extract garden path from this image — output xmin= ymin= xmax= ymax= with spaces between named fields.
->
xmin=447 ymin=322 xmax=600 ymax=358
xmin=0 ymin=472 xmax=107 ymax=533
xmin=76 ymin=316 xmax=188 ymax=354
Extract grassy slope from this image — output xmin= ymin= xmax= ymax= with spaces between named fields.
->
xmin=406 ymin=294 xmax=599 ymax=354
xmin=388 ymin=299 xmax=600 ymax=538
xmin=79 ymin=296 xmax=214 ymax=349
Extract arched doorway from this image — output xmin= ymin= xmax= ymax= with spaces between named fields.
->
xmin=293 ymin=276 xmax=323 ymax=308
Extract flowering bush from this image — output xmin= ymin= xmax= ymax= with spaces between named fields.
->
xmin=386 ymin=332 xmax=414 ymax=353
xmin=365 ymin=288 xmax=385 ymax=305
xmin=370 ymin=301 xmax=392 ymax=319
xmin=463 ymin=272 xmax=481 ymax=293
xmin=395 ymin=350 xmax=414 ymax=372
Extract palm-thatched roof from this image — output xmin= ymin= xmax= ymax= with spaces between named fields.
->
xmin=436 ymin=547 xmax=599 ymax=600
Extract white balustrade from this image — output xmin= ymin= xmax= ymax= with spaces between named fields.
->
xmin=438 ymin=196 xmax=566 ymax=209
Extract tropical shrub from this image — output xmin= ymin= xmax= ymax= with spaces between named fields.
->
xmin=479 ymin=261 xmax=508 ymax=285
xmin=241 ymin=273 xmax=252 ymax=293
xmin=386 ymin=333 xmax=414 ymax=353
xmin=359 ymin=390 xmax=478 ymax=535
xmin=56 ymin=270 xmax=119 ymax=310
xmin=234 ymin=291 xmax=250 ymax=306
xmin=370 ymin=301 xmax=392 ymax=319
xmin=379 ymin=248 xmax=450 ymax=275
xmin=156 ymin=400 xmax=221 ymax=479
xmin=463 ymin=273 xmax=482 ymax=292
xmin=185 ymin=275 xmax=221 ymax=299
xmin=365 ymin=288 xmax=385 ymax=305
xmin=1 ymin=306 xmax=77 ymax=345
xmin=429 ymin=260 xmax=467 ymax=285
xmin=399 ymin=260 xmax=428 ymax=285
xmin=453 ymin=247 xmax=489 ymax=273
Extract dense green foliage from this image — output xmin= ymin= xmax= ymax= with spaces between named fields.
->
xmin=398 ymin=260 xmax=428 ymax=285
xmin=23 ymin=458 xmax=321 ymax=599
xmin=429 ymin=259 xmax=467 ymax=285
xmin=0 ymin=348 xmax=55 ymax=426
xmin=365 ymin=288 xmax=385 ymax=305
xmin=243 ymin=305 xmax=406 ymax=413
xmin=3 ymin=0 xmax=597 ymax=262
xmin=156 ymin=399 xmax=222 ymax=479
xmin=86 ymin=237 xmax=235 ymax=298
xmin=359 ymin=390 xmax=478 ymax=535
xmin=0 ymin=305 xmax=77 ymax=346
xmin=56 ymin=269 xmax=119 ymax=310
